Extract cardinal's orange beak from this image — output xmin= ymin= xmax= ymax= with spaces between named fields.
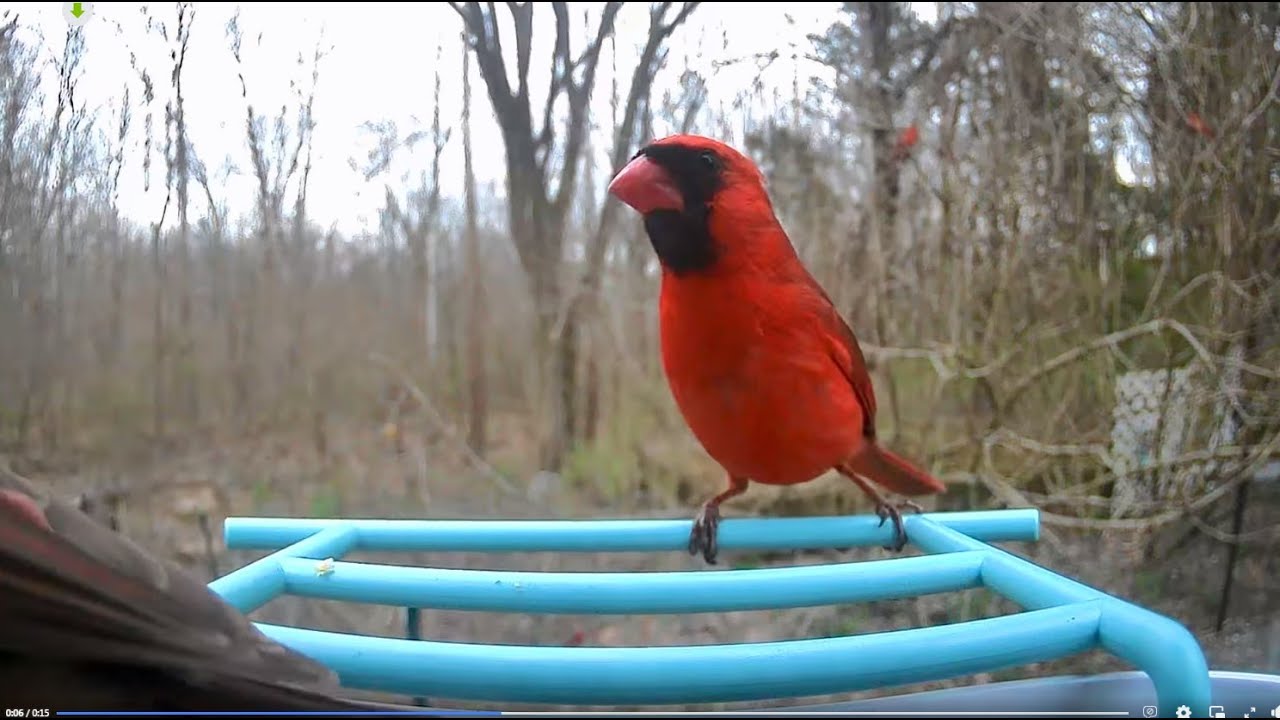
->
xmin=608 ymin=154 xmax=684 ymax=214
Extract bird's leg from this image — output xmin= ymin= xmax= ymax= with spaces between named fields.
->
xmin=689 ymin=476 xmax=749 ymax=565
xmin=835 ymin=464 xmax=921 ymax=552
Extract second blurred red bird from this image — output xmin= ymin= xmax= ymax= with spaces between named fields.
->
xmin=608 ymin=134 xmax=946 ymax=564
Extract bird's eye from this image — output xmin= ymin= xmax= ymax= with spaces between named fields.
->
xmin=699 ymin=151 xmax=717 ymax=169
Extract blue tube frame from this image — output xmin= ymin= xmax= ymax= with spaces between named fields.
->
xmin=209 ymin=509 xmax=1212 ymax=717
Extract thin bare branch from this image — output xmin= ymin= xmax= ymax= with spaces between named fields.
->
xmin=368 ymin=352 xmax=525 ymax=503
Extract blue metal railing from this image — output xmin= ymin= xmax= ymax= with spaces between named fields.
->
xmin=208 ymin=509 xmax=1212 ymax=717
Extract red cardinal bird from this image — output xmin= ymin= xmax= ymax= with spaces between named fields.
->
xmin=1185 ymin=111 xmax=1214 ymax=139
xmin=891 ymin=124 xmax=919 ymax=162
xmin=0 ymin=467 xmax=413 ymax=711
xmin=607 ymin=134 xmax=946 ymax=564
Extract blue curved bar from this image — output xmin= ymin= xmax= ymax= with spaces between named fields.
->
xmin=224 ymin=509 xmax=1040 ymax=552
xmin=905 ymin=517 xmax=1212 ymax=717
xmin=209 ymin=508 xmax=1214 ymax=716
xmin=254 ymin=602 xmax=1101 ymax=704
xmin=904 ymin=516 xmax=1097 ymax=609
xmin=277 ymin=551 xmax=985 ymax=614
xmin=209 ymin=525 xmax=357 ymax=613
xmin=1099 ymin=600 xmax=1213 ymax=720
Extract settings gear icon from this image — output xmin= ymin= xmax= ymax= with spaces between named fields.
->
xmin=1175 ymin=705 xmax=1192 ymax=718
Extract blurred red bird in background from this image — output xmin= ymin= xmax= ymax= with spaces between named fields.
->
xmin=891 ymin=123 xmax=920 ymax=162
xmin=607 ymin=134 xmax=947 ymax=564
xmin=1185 ymin=111 xmax=1214 ymax=139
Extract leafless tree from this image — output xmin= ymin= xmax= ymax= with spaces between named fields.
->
xmin=448 ymin=1 xmax=623 ymax=470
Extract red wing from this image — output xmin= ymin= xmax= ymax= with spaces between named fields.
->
xmin=791 ymin=269 xmax=878 ymax=438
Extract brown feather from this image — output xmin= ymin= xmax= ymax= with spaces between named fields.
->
xmin=0 ymin=468 xmax=414 ymax=711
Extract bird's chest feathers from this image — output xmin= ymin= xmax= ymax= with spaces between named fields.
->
xmin=656 ymin=271 xmax=860 ymax=484
xmin=658 ymin=273 xmax=830 ymax=419
xmin=661 ymin=276 xmax=757 ymax=388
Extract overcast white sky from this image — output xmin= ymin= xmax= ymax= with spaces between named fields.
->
xmin=7 ymin=2 xmax=947 ymax=237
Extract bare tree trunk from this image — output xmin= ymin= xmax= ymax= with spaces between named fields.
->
xmin=151 ymin=197 xmax=169 ymax=441
xmin=451 ymin=1 xmax=622 ymax=471
xmin=172 ymin=2 xmax=197 ymax=428
xmin=312 ymin=230 xmax=337 ymax=457
xmin=461 ymin=40 xmax=488 ymax=455
xmin=582 ymin=333 xmax=600 ymax=443
xmin=103 ymin=215 xmax=126 ymax=370
xmin=287 ymin=38 xmax=324 ymax=430
xmin=419 ymin=48 xmax=447 ymax=372
xmin=227 ymin=11 xmax=323 ymax=431
xmin=0 ymin=16 xmax=20 ymax=239
xmin=45 ymin=35 xmax=89 ymax=454
xmin=15 ymin=29 xmax=80 ymax=452
xmin=857 ymin=1 xmax=903 ymax=441
xmin=567 ymin=3 xmax=700 ymax=445
xmin=99 ymin=84 xmax=132 ymax=376
xmin=288 ymin=116 xmax=314 ymax=423
xmin=47 ymin=184 xmax=69 ymax=454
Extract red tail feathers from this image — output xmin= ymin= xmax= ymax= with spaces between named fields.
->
xmin=847 ymin=444 xmax=946 ymax=497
